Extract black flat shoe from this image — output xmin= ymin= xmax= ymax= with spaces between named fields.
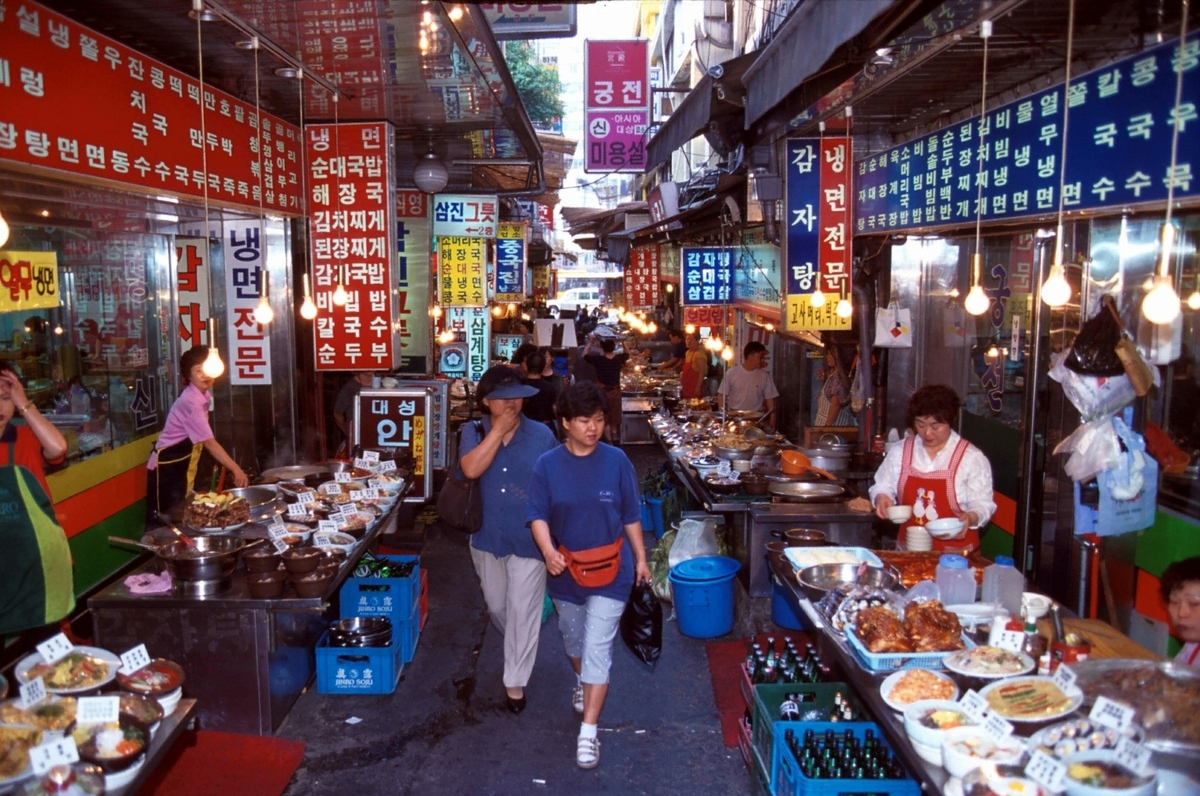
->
xmin=506 ymin=695 xmax=526 ymax=714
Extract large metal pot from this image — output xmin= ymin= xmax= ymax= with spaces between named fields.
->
xmin=796 ymin=563 xmax=900 ymax=602
xmin=222 ymin=486 xmax=280 ymax=522
xmin=158 ymin=535 xmax=246 ymax=582
xmin=714 ymin=444 xmax=755 ymax=461
xmin=800 ymin=447 xmax=851 ymax=473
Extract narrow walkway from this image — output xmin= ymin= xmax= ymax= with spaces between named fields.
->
xmin=278 ymin=445 xmax=750 ymax=795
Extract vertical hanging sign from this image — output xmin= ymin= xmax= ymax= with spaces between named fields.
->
xmin=437 ymin=237 xmax=487 ymax=306
xmin=494 ymin=222 xmax=527 ymax=302
xmin=174 ymin=237 xmax=210 ymax=351
xmin=306 ymin=121 xmax=398 ymax=370
xmin=624 ymin=245 xmax=660 ymax=310
xmin=785 ymin=137 xmax=852 ymax=331
xmin=446 ymin=307 xmax=491 ymax=382
xmin=584 ymin=40 xmax=649 ymax=173
xmin=396 ymin=189 xmax=430 ymax=372
xmin=818 ymin=137 xmax=852 ymax=300
xmin=222 ymin=221 xmax=272 ymax=384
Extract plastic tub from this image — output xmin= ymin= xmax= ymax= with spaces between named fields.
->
xmin=770 ymin=574 xmax=805 ymax=630
xmin=669 ymin=556 xmax=740 ymax=638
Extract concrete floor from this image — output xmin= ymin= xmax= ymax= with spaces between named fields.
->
xmin=278 ymin=444 xmax=754 ymax=796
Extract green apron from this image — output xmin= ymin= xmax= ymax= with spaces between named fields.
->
xmin=0 ymin=439 xmax=74 ymax=635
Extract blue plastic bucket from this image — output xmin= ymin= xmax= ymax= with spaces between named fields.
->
xmin=640 ymin=501 xmax=655 ymax=532
xmin=770 ymin=575 xmax=805 ymax=630
xmin=669 ymin=556 xmax=740 ymax=638
xmin=646 ymin=497 xmax=665 ymax=537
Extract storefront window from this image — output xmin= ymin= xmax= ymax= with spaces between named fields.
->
xmin=1 ymin=228 xmax=172 ymax=473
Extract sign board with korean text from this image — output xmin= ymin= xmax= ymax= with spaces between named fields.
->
xmin=0 ymin=0 xmax=302 ymax=212
xmin=624 ymin=245 xmax=660 ymax=310
xmin=681 ymin=247 xmax=733 ymax=305
xmin=495 ymin=222 xmax=527 ymax=302
xmin=307 ymin=122 xmax=399 ymax=370
xmin=682 ymin=306 xmax=730 ymax=329
xmin=432 ymin=194 xmax=498 ymax=238
xmin=396 ymin=190 xmax=430 ymax=373
xmin=787 ymin=137 xmax=853 ymax=330
xmin=174 ymin=238 xmax=210 ymax=352
xmin=353 ymin=387 xmax=432 ymax=502
xmin=493 ymin=335 xmax=524 ymax=362
xmin=855 ymin=32 xmax=1199 ymax=232
xmin=0 ymin=251 xmax=58 ymax=313
xmin=222 ymin=222 xmax=272 ymax=384
xmin=584 ymin=40 xmax=649 ymax=173
xmin=531 ymin=264 xmax=551 ymax=304
xmin=438 ymin=237 xmax=487 ymax=307
xmin=445 ymin=307 xmax=491 ymax=383
xmin=480 ymin=4 xmax=578 ymax=39
xmin=786 ymin=294 xmax=852 ymax=331
xmin=393 ymin=378 xmax=449 ymax=470
xmin=733 ymin=241 xmax=782 ymax=316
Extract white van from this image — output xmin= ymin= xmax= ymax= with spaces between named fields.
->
xmin=549 ymin=287 xmax=604 ymax=315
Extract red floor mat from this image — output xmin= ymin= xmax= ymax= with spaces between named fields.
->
xmin=706 ymin=639 xmax=749 ymax=748
xmin=137 ymin=730 xmax=305 ymax=796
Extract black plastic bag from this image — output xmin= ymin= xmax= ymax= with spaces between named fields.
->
xmin=1065 ymin=302 xmax=1125 ymax=376
xmin=620 ymin=582 xmax=662 ymax=669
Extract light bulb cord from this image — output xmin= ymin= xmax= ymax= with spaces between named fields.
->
xmin=1053 ymin=0 xmax=1076 ymax=267
xmin=973 ymin=24 xmax=991 ymax=271
xmin=1162 ymin=0 xmax=1190 ymax=277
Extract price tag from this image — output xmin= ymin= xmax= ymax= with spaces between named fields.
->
xmin=76 ymin=695 xmax=121 ymax=725
xmin=959 ymin=690 xmax=989 ymax=723
xmin=268 ymin=525 xmax=290 ymax=541
xmin=313 ymin=532 xmax=333 ymax=547
xmin=993 ymin=629 xmax=1026 ymax=654
xmin=983 ymin=712 xmax=1015 ymax=740
xmin=118 ymin=644 xmax=152 ymax=676
xmin=1113 ymin=738 xmax=1153 ymax=777
xmin=286 ymin=502 xmax=309 ymax=519
xmin=1089 ymin=696 xmax=1136 ymax=732
xmin=716 ymin=460 xmax=732 ymax=478
xmin=376 ymin=460 xmax=396 ymax=473
xmin=1024 ymin=749 xmax=1067 ymax=793
xmin=18 ymin=676 xmax=47 ymax=709
xmin=321 ymin=481 xmax=343 ymax=495
xmin=362 ymin=450 xmax=380 ymax=464
xmin=1052 ymin=663 xmax=1078 ymax=693
xmin=29 ymin=737 xmax=79 ymax=775
xmin=36 ymin=633 xmax=74 ymax=665
xmin=271 ymin=538 xmax=290 ymax=554
xmin=270 ymin=513 xmax=286 ymax=529
xmin=318 ymin=520 xmax=339 ymax=534
xmin=354 ymin=457 xmax=372 ymax=470
xmin=298 ymin=489 xmax=317 ymax=505
xmin=364 ymin=488 xmax=380 ymax=500
xmin=349 ymin=490 xmax=364 ymax=501
xmin=334 ymin=472 xmax=352 ymax=484
xmin=368 ymin=478 xmax=385 ymax=490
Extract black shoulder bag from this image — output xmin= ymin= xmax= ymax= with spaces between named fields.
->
xmin=437 ymin=420 xmax=485 ymax=533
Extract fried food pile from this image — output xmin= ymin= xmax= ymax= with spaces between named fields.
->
xmin=855 ymin=600 xmax=965 ymax=654
xmin=182 ymin=491 xmax=250 ymax=529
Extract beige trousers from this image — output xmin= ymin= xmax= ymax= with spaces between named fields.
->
xmin=470 ymin=546 xmax=547 ymax=689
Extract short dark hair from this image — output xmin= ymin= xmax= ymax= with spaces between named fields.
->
xmin=906 ymin=384 xmax=961 ymax=429
xmin=0 ymin=360 xmax=19 ymax=380
xmin=180 ymin=346 xmax=208 ymax=380
xmin=557 ymin=381 xmax=608 ymax=422
xmin=743 ymin=340 xmax=767 ymax=359
xmin=600 ymin=338 xmax=616 ymax=354
xmin=525 ymin=350 xmax=546 ymax=374
xmin=1160 ymin=556 xmax=1200 ymax=602
xmin=668 ymin=328 xmax=683 ymax=340
xmin=476 ymin=365 xmax=528 ymax=414
xmin=511 ymin=342 xmax=538 ymax=366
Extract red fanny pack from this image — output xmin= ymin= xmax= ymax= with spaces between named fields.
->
xmin=558 ymin=537 xmax=624 ymax=588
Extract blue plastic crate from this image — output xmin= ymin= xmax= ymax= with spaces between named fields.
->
xmin=771 ymin=721 xmax=919 ymax=796
xmin=339 ymin=555 xmax=420 ymax=624
xmin=844 ymin=627 xmax=974 ymax=673
xmin=315 ymin=630 xmax=402 ymax=695
xmin=398 ymin=605 xmax=420 ymax=664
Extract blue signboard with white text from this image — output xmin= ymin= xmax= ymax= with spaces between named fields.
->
xmin=786 ymin=138 xmax=822 ymax=294
xmin=681 ymin=247 xmax=734 ymax=305
xmin=855 ymin=33 xmax=1198 ymax=232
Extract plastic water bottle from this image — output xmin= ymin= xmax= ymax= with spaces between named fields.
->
xmin=935 ymin=554 xmax=977 ymax=606
xmin=981 ymin=555 xmax=1025 ymax=617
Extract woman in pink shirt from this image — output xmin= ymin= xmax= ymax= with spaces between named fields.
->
xmin=146 ymin=346 xmax=247 ymax=523
xmin=1161 ymin=557 xmax=1200 ymax=668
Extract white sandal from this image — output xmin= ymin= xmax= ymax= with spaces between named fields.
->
xmin=576 ymin=735 xmax=600 ymax=769
xmin=572 ymin=684 xmax=584 ymax=715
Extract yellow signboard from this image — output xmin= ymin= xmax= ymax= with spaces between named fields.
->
xmin=0 ymin=251 xmax=60 ymax=313
xmin=785 ymin=295 xmax=852 ymax=331
xmin=438 ymin=236 xmax=486 ymax=306
xmin=413 ymin=415 xmax=426 ymax=476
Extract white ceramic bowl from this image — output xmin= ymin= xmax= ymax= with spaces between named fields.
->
xmin=1062 ymin=750 xmax=1157 ymax=796
xmin=903 ymin=699 xmax=980 ymax=749
xmin=887 ymin=505 xmax=913 ymax=523
xmin=941 ymin=726 xmax=1026 ymax=779
xmin=906 ymin=526 xmax=933 ymax=551
xmin=926 ymin=517 xmax=966 ymax=540
xmin=911 ymin=736 xmax=943 ymax=766
xmin=1022 ymin=592 xmax=1052 ymax=621
xmin=156 ymin=686 xmax=182 ymax=716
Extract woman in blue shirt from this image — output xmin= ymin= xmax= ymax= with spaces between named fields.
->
xmin=459 ymin=366 xmax=558 ymax=714
xmin=527 ymin=382 xmax=651 ymax=770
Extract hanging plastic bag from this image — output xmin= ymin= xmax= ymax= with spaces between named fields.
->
xmin=668 ymin=517 xmax=719 ymax=570
xmin=1065 ymin=302 xmax=1126 ymax=376
xmin=620 ymin=582 xmax=663 ymax=669
xmin=1049 ymin=351 xmax=1138 ymax=421
xmin=1104 ymin=415 xmax=1147 ymax=500
xmin=874 ymin=302 xmax=912 ymax=348
xmin=850 ymin=357 xmax=866 ymax=414
xmin=1054 ymin=415 xmax=1122 ymax=483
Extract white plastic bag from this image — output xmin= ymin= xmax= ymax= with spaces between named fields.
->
xmin=1105 ymin=416 xmax=1147 ymax=500
xmin=1054 ymin=415 xmax=1122 ymax=483
xmin=668 ymin=517 xmax=720 ymax=570
xmin=1049 ymin=351 xmax=1138 ymax=421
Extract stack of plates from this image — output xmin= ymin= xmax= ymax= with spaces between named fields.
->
xmin=328 ymin=617 xmax=392 ymax=648
xmin=905 ymin=526 xmax=933 ymax=551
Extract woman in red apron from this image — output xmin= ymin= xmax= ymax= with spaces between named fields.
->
xmin=870 ymin=385 xmax=995 ymax=553
xmin=679 ymin=333 xmax=707 ymax=400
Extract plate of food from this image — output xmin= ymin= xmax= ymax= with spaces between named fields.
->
xmin=944 ymin=646 xmax=1036 ymax=678
xmin=0 ymin=725 xmax=43 ymax=790
xmin=15 ymin=647 xmax=121 ymax=694
xmin=1028 ymin=716 xmax=1144 ymax=760
xmin=880 ymin=668 xmax=959 ymax=712
xmin=115 ymin=658 xmax=185 ymax=697
xmin=979 ymin=676 xmax=1084 ymax=723
xmin=0 ymin=695 xmax=76 ymax=733
xmin=182 ymin=491 xmax=250 ymax=531
xmin=1069 ymin=659 xmax=1200 ymax=755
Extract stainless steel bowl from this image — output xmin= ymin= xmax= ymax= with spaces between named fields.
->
xmin=800 ymin=447 xmax=851 ymax=472
xmin=223 ymin=485 xmax=281 ymax=522
xmin=714 ymin=444 xmax=755 ymax=461
xmin=796 ymin=563 xmax=900 ymax=602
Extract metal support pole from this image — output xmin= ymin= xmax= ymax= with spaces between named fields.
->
xmin=1014 ymin=237 xmax=1052 ymax=577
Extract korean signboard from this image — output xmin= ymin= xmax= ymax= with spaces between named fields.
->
xmin=396 ymin=190 xmax=430 ymax=373
xmin=495 ymin=222 xmax=527 ymax=302
xmin=733 ymin=240 xmax=783 ymax=315
xmin=174 ymin=237 xmax=210 ymax=352
xmin=682 ymin=306 xmax=729 ymax=329
xmin=307 ymin=121 xmax=399 ymax=370
xmin=353 ymin=387 xmax=433 ymax=502
xmin=438 ymin=237 xmax=487 ymax=306
xmin=480 ymin=4 xmax=578 ymax=39
xmin=392 ymin=378 xmax=449 ymax=470
xmin=681 ymin=247 xmax=733 ymax=305
xmin=294 ymin=1 xmax=386 ymax=120
xmin=855 ymin=32 xmax=1199 ymax=232
xmin=222 ymin=222 xmax=271 ymax=384
xmin=624 ymin=245 xmax=660 ymax=310
xmin=531 ymin=264 xmax=551 ymax=304
xmin=0 ymin=0 xmax=302 ymax=211
xmin=0 ymin=251 xmax=58 ymax=313
xmin=584 ymin=40 xmax=649 ymax=173
xmin=446 ymin=307 xmax=491 ymax=382
xmin=786 ymin=137 xmax=853 ymax=330
xmin=432 ymin=194 xmax=499 ymax=238
xmin=494 ymin=335 xmax=524 ymax=362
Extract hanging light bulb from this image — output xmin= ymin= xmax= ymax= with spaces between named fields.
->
xmin=1144 ymin=221 xmax=1182 ymax=325
xmin=664 ymin=283 xmax=674 ymax=293
xmin=53 ymin=324 xmax=63 ymax=336
xmin=491 ymin=304 xmax=504 ymax=318
xmin=507 ymin=303 xmax=517 ymax=313
xmin=202 ymin=318 xmax=225 ymax=378
xmin=1187 ymin=291 xmax=1200 ymax=310
xmin=684 ymin=323 xmax=696 ymax=335
xmin=810 ymin=288 xmax=826 ymax=308
xmin=520 ymin=312 xmax=531 ymax=321
xmin=253 ymin=271 xmax=274 ymax=325
xmin=721 ymin=346 xmax=734 ymax=362
xmin=0 ymin=210 xmax=9 ymax=247
xmin=332 ymin=264 xmax=348 ymax=306
xmin=300 ymin=273 xmax=317 ymax=320
xmin=965 ymin=254 xmax=990 ymax=315
xmin=647 ymin=321 xmax=657 ymax=334
xmin=764 ymin=322 xmax=774 ymax=331
xmin=836 ymin=296 xmax=853 ymax=318
xmin=986 ymin=344 xmax=1001 ymax=360
xmin=1041 ymin=262 xmax=1072 ymax=308
xmin=1042 ymin=1 xmax=1076 ymax=308
xmin=431 ymin=305 xmax=443 ymax=319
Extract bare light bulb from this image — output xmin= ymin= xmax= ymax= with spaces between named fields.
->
xmin=721 ymin=346 xmax=734 ymax=362
xmin=491 ymin=305 xmax=504 ymax=317
xmin=810 ymin=288 xmax=826 ymax=308
xmin=1188 ymin=291 xmax=1200 ymax=310
xmin=431 ymin=305 xmax=443 ymax=319
xmin=1040 ymin=264 xmax=1071 ymax=308
xmin=1143 ymin=274 xmax=1182 ymax=325
xmin=448 ymin=5 xmax=463 ymax=22
xmin=647 ymin=321 xmax=657 ymax=334
xmin=300 ymin=273 xmax=317 ymax=319
xmin=332 ymin=275 xmax=348 ymax=306
xmin=0 ymin=210 xmax=9 ymax=247
xmin=684 ymin=323 xmax=696 ymax=334
xmin=664 ymin=283 xmax=674 ymax=293
xmin=254 ymin=295 xmax=274 ymax=325
xmin=53 ymin=324 xmax=63 ymax=335
xmin=202 ymin=345 xmax=225 ymax=378
xmin=836 ymin=297 xmax=853 ymax=318
xmin=520 ymin=312 xmax=531 ymax=321
xmin=964 ymin=284 xmax=990 ymax=315
xmin=986 ymin=345 xmax=1000 ymax=359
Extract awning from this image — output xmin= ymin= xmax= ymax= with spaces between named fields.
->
xmin=646 ymin=50 xmax=761 ymax=172
xmin=742 ymin=0 xmax=896 ymax=128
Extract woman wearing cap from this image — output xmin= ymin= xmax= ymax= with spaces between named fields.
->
xmin=459 ymin=366 xmax=558 ymax=714
xmin=869 ymin=384 xmax=995 ymax=553
xmin=527 ymin=382 xmax=651 ymax=769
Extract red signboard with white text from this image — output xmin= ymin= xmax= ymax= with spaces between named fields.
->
xmin=0 ymin=0 xmax=302 ymax=212
xmin=584 ymin=40 xmax=648 ymax=173
xmin=817 ymin=137 xmax=852 ymax=298
xmin=306 ymin=122 xmax=398 ymax=370
xmin=624 ymin=245 xmax=660 ymax=310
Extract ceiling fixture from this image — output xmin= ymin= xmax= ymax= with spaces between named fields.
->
xmin=965 ymin=20 xmax=994 ymax=317
xmin=332 ymin=264 xmax=349 ymax=306
xmin=273 ymin=66 xmax=300 ymax=79
xmin=249 ymin=36 xmax=273 ymax=327
xmin=413 ymin=150 xmax=449 ymax=194
xmin=300 ymin=274 xmax=317 ymax=319
xmin=193 ymin=0 xmax=224 ymax=376
xmin=254 ymin=272 xmax=275 ymax=325
xmin=871 ymin=47 xmax=893 ymax=66
xmin=187 ymin=4 xmax=219 ymax=22
xmin=1040 ymin=0 xmax=1076 ymax=308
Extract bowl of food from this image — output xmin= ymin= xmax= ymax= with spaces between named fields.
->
xmin=941 ymin=726 xmax=1026 ymax=779
xmin=115 ymin=659 xmax=185 ymax=699
xmin=322 ymin=533 xmax=358 ymax=554
xmin=71 ymin=714 xmax=148 ymax=773
xmin=903 ymin=699 xmax=980 ymax=750
xmin=886 ymin=505 xmax=913 ymax=524
xmin=246 ymin=570 xmax=287 ymax=599
xmin=291 ymin=569 xmax=335 ymax=598
xmin=1063 ymin=750 xmax=1157 ymax=796
xmin=880 ymin=669 xmax=958 ymax=712
xmin=925 ymin=517 xmax=966 ymax=540
xmin=281 ymin=547 xmax=323 ymax=574
xmin=963 ymin=763 xmax=1051 ymax=796
xmin=115 ymin=694 xmax=163 ymax=737
xmin=740 ymin=474 xmax=770 ymax=496
xmin=703 ymin=475 xmax=742 ymax=495
xmin=242 ymin=547 xmax=283 ymax=573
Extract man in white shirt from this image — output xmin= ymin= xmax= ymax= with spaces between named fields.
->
xmin=718 ymin=341 xmax=779 ymax=415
